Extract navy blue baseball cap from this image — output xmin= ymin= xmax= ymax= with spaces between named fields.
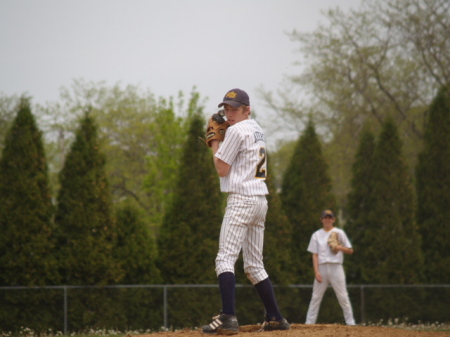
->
xmin=321 ymin=210 xmax=335 ymax=218
xmin=218 ymin=88 xmax=250 ymax=108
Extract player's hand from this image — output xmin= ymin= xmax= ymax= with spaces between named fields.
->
xmin=315 ymin=272 xmax=322 ymax=283
xmin=210 ymin=139 xmax=220 ymax=152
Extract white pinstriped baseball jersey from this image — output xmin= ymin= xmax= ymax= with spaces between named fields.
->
xmin=204 ymin=89 xmax=290 ymax=330
xmin=215 ymin=119 xmax=268 ymax=196
xmin=307 ymin=228 xmax=352 ymax=264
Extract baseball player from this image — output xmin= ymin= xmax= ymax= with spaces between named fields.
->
xmin=202 ymin=89 xmax=290 ymax=334
xmin=305 ymin=210 xmax=356 ymax=325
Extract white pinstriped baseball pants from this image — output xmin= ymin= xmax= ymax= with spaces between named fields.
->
xmin=215 ymin=194 xmax=269 ymax=285
xmin=305 ymin=263 xmax=355 ymax=325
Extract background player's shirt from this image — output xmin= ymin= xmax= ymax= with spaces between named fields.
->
xmin=307 ymin=228 xmax=352 ymax=265
xmin=215 ymin=119 xmax=268 ymax=196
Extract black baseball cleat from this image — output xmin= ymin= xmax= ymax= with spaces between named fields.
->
xmin=202 ymin=313 xmax=239 ymax=335
xmin=259 ymin=316 xmax=291 ymax=331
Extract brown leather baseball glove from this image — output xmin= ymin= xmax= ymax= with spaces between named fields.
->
xmin=204 ymin=111 xmax=230 ymax=147
xmin=327 ymin=232 xmax=342 ymax=254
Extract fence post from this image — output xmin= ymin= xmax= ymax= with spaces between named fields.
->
xmin=360 ymin=285 xmax=365 ymax=324
xmin=64 ymin=286 xmax=68 ymax=335
xmin=163 ymin=286 xmax=168 ymax=330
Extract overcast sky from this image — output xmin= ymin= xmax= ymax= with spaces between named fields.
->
xmin=1 ymin=0 xmax=361 ymax=142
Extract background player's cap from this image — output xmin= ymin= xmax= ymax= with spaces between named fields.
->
xmin=321 ymin=210 xmax=335 ymax=218
xmin=218 ymin=88 xmax=250 ymax=108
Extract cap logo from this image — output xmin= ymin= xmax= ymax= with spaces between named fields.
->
xmin=226 ymin=91 xmax=238 ymax=99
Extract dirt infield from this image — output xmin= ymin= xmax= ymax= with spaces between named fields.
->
xmin=136 ymin=323 xmax=450 ymax=337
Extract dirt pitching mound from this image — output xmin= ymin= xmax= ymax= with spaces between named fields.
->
xmin=135 ymin=323 xmax=449 ymax=337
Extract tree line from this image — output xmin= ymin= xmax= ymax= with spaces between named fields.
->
xmin=0 ymin=85 xmax=449 ymax=332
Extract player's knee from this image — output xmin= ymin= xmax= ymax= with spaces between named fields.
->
xmin=245 ymin=272 xmax=258 ymax=285
xmin=244 ymin=267 xmax=267 ymax=285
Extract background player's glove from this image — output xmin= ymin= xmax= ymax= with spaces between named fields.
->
xmin=204 ymin=111 xmax=230 ymax=147
xmin=327 ymin=232 xmax=342 ymax=254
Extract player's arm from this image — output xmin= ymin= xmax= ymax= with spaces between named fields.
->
xmin=335 ymin=233 xmax=354 ymax=254
xmin=312 ymin=253 xmax=322 ymax=282
xmin=335 ymin=246 xmax=354 ymax=254
xmin=211 ymin=140 xmax=231 ymax=177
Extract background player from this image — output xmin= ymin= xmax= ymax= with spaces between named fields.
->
xmin=202 ymin=89 xmax=290 ymax=334
xmin=305 ymin=210 xmax=356 ymax=325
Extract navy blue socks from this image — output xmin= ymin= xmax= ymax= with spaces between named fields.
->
xmin=218 ymin=273 xmax=282 ymax=320
xmin=218 ymin=272 xmax=236 ymax=315
xmin=254 ymin=277 xmax=283 ymax=321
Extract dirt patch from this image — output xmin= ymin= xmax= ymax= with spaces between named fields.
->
xmin=135 ymin=323 xmax=449 ymax=337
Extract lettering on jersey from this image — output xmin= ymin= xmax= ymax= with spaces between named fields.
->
xmin=254 ymin=132 xmax=265 ymax=143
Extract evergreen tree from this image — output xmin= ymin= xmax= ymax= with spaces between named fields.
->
xmin=54 ymin=113 xmax=121 ymax=285
xmin=416 ymin=86 xmax=450 ymax=283
xmin=280 ymin=120 xmax=336 ymax=283
xmin=114 ymin=204 xmax=162 ymax=330
xmin=157 ymin=112 xmax=222 ymax=284
xmin=114 ymin=204 xmax=161 ymax=284
xmin=345 ymin=126 xmax=376 ymax=283
xmin=0 ymin=98 xmax=60 ymax=333
xmin=0 ymin=98 xmax=57 ymax=286
xmin=362 ymin=117 xmax=423 ymax=284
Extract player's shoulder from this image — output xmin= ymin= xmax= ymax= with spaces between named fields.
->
xmin=225 ymin=124 xmax=243 ymax=141
xmin=229 ymin=119 xmax=261 ymax=137
xmin=313 ymin=228 xmax=325 ymax=236
xmin=232 ymin=119 xmax=257 ymax=129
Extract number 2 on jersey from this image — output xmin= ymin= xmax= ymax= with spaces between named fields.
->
xmin=255 ymin=147 xmax=267 ymax=179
